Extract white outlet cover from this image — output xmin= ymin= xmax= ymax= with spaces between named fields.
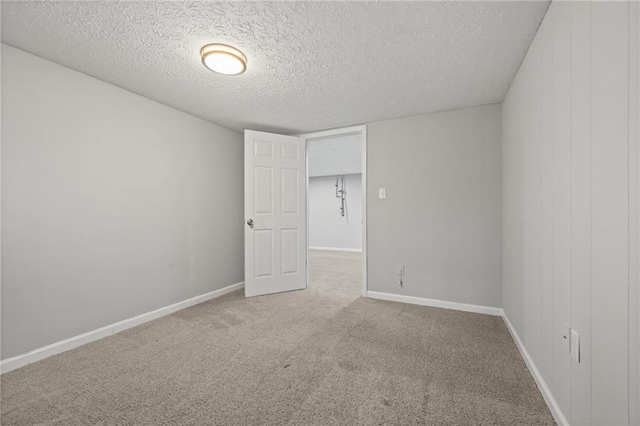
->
xmin=379 ymin=188 xmax=386 ymax=199
xmin=571 ymin=329 xmax=580 ymax=363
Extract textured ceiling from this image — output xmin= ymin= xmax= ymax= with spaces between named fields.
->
xmin=1 ymin=1 xmax=549 ymax=134
xmin=309 ymin=134 xmax=361 ymax=177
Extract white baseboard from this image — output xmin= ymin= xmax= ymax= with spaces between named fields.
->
xmin=309 ymin=246 xmax=363 ymax=253
xmin=502 ymin=314 xmax=569 ymax=426
xmin=0 ymin=281 xmax=244 ymax=374
xmin=365 ymin=291 xmax=566 ymax=424
xmin=0 ymin=281 xmax=569 ymax=426
xmin=366 ymin=291 xmax=503 ymax=316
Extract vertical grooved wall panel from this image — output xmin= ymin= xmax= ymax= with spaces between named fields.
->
xmin=551 ymin=1 xmax=573 ymax=418
xmin=540 ymin=15 xmax=554 ymax=383
xmin=503 ymin=1 xmax=637 ymax=424
xmin=630 ymin=4 xmax=640 ymax=424
xmin=570 ymin=3 xmax=592 ymax=424
xmin=590 ymin=2 xmax=629 ymax=422
xmin=524 ymin=33 xmax=543 ymax=367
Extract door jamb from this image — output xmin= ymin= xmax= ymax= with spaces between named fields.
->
xmin=298 ymin=125 xmax=368 ymax=297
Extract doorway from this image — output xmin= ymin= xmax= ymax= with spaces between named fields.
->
xmin=301 ymin=126 xmax=367 ymax=297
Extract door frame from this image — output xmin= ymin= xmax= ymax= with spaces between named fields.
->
xmin=298 ymin=125 xmax=368 ymax=297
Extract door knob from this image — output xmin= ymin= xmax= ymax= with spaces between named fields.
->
xmin=246 ymin=218 xmax=254 ymax=227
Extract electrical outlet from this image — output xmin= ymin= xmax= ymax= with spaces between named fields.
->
xmin=396 ymin=264 xmax=404 ymax=275
xmin=379 ymin=188 xmax=386 ymax=199
xmin=571 ymin=329 xmax=580 ymax=363
xmin=562 ymin=322 xmax=571 ymax=351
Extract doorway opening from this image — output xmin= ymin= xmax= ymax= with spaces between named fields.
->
xmin=301 ymin=126 xmax=367 ymax=299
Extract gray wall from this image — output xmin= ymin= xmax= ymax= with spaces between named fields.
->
xmin=502 ymin=2 xmax=639 ymax=424
xmin=367 ymin=104 xmax=502 ymax=308
xmin=636 ymin=3 xmax=640 ymax=421
xmin=1 ymin=45 xmax=244 ymax=360
xmin=309 ymin=174 xmax=362 ymax=250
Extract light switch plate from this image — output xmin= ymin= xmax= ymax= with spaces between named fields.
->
xmin=571 ymin=329 xmax=580 ymax=363
xmin=396 ymin=264 xmax=404 ymax=275
xmin=379 ymin=188 xmax=386 ymax=199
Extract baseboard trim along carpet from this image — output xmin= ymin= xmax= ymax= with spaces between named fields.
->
xmin=0 ymin=281 xmax=245 ymax=375
xmin=501 ymin=314 xmax=569 ymax=426
xmin=366 ymin=291 xmax=503 ymax=316
xmin=309 ymin=246 xmax=363 ymax=253
xmin=366 ymin=290 xmax=564 ymax=424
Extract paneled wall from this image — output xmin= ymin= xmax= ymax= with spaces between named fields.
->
xmin=502 ymin=1 xmax=639 ymax=424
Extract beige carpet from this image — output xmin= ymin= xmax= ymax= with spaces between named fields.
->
xmin=1 ymin=250 xmax=554 ymax=425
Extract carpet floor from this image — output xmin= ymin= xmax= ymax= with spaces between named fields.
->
xmin=1 ymin=250 xmax=554 ymax=425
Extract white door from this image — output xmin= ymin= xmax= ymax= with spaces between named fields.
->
xmin=244 ymin=130 xmax=307 ymax=297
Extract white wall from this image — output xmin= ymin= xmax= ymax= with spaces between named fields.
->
xmin=1 ymin=45 xmax=244 ymax=360
xmin=367 ymin=104 xmax=502 ymax=308
xmin=309 ymin=174 xmax=362 ymax=251
xmin=502 ymin=2 xmax=640 ymax=424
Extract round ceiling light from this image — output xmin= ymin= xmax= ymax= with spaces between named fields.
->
xmin=200 ymin=44 xmax=247 ymax=75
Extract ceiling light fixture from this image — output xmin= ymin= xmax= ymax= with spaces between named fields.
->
xmin=200 ymin=44 xmax=247 ymax=75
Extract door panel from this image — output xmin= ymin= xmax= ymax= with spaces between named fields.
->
xmin=281 ymin=229 xmax=299 ymax=275
xmin=254 ymin=230 xmax=273 ymax=278
xmin=281 ymin=168 xmax=299 ymax=214
xmin=245 ymin=130 xmax=307 ymax=297
xmin=254 ymin=166 xmax=273 ymax=214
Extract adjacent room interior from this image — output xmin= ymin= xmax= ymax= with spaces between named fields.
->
xmin=307 ymin=131 xmax=364 ymax=299
xmin=1 ymin=1 xmax=639 ymax=425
